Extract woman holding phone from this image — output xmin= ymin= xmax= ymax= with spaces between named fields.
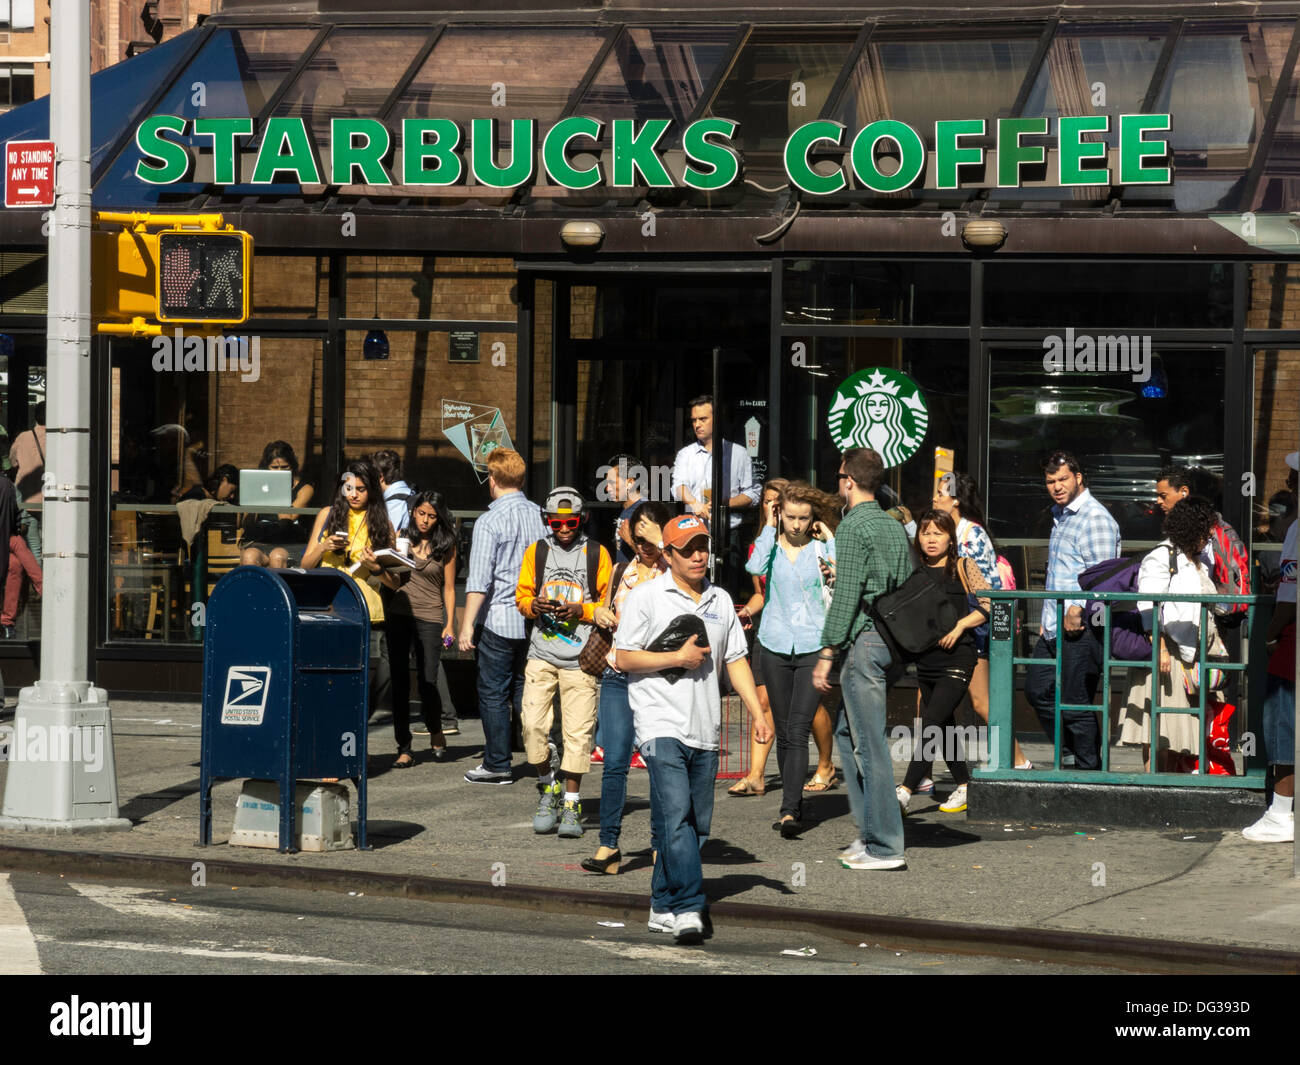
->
xmin=745 ymin=480 xmax=836 ymax=837
xmin=302 ymin=459 xmax=399 ymax=713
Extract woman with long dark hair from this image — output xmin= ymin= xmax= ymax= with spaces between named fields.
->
xmin=895 ymin=509 xmax=990 ymax=816
xmin=932 ymin=472 xmax=1030 ymax=771
xmin=388 ymin=490 xmax=458 ymax=768
xmin=302 ymin=459 xmax=398 ymax=713
xmin=240 ymin=440 xmax=317 ymax=568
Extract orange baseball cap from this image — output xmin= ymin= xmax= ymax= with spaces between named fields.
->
xmin=662 ymin=515 xmax=710 ymax=551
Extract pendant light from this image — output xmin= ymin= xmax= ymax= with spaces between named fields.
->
xmin=363 ymin=254 xmax=389 ymax=360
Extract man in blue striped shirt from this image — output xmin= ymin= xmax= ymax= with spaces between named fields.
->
xmin=1025 ymin=451 xmax=1122 ymax=770
xmin=458 ymin=448 xmax=547 ymax=784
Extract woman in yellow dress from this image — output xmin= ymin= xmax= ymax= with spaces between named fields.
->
xmin=301 ymin=459 xmax=399 ymax=711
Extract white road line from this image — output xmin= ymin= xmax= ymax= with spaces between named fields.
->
xmin=32 ymin=935 xmax=420 ymax=971
xmin=0 ymin=873 xmax=43 ymax=975
xmin=68 ymin=882 xmax=215 ymax=921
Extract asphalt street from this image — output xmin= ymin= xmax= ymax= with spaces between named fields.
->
xmin=1 ymin=871 xmax=1118 ymax=975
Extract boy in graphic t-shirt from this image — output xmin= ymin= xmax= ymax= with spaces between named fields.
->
xmin=516 ymin=487 xmax=612 ymax=839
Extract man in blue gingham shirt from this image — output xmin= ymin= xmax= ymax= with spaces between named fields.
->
xmin=458 ymin=449 xmax=547 ymax=783
xmin=1025 ymin=451 xmax=1122 ymax=771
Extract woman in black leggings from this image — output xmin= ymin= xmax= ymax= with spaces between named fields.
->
xmin=896 ymin=509 xmax=990 ymax=815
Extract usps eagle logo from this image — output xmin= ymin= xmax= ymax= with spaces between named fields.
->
xmin=220 ymin=666 xmax=271 ymax=725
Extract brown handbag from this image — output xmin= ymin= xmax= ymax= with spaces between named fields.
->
xmin=579 ymin=562 xmax=628 ymax=677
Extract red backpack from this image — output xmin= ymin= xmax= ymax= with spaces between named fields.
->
xmin=1208 ymin=518 xmax=1250 ymax=624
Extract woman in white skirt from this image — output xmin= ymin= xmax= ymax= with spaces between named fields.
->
xmin=1119 ymin=498 xmax=1228 ymax=772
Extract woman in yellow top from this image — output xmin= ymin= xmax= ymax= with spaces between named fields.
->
xmin=301 ymin=459 xmax=399 ymax=711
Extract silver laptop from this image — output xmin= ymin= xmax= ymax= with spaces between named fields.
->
xmin=239 ymin=469 xmax=292 ymax=507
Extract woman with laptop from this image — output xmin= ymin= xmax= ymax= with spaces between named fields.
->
xmin=239 ymin=440 xmax=316 ymax=568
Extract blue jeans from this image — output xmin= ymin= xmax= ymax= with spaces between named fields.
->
xmin=597 ymin=669 xmax=633 ymax=848
xmin=1262 ymin=674 xmax=1296 ymax=767
xmin=643 ymin=736 xmax=718 ymax=915
xmin=836 ymin=626 xmax=904 ymax=859
xmin=475 ymin=626 xmax=528 ymax=774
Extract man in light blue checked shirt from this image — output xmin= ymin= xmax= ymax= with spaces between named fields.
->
xmin=1024 ymin=451 xmax=1121 ymax=770
xmin=458 ymin=448 xmax=547 ymax=784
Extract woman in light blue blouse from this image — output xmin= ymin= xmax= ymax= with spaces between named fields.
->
xmin=933 ymin=473 xmax=1030 ymax=770
xmin=745 ymin=480 xmax=836 ymax=837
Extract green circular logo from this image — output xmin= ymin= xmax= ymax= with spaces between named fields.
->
xmin=827 ymin=367 xmax=929 ymax=468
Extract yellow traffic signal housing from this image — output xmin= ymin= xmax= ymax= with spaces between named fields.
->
xmin=92 ymin=213 xmax=252 ymax=334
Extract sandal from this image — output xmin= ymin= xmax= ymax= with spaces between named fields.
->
xmin=394 ymin=752 xmax=415 ymax=770
xmin=804 ymin=770 xmax=838 ymax=792
xmin=727 ymin=778 xmax=765 ymax=797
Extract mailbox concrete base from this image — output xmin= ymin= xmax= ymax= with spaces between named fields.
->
xmin=0 ymin=681 xmax=131 ymax=832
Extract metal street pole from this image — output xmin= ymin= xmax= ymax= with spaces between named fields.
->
xmin=0 ymin=0 xmax=128 ymax=832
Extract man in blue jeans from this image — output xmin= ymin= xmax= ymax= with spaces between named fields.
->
xmin=616 ymin=515 xmax=771 ymax=945
xmin=1024 ymin=451 xmax=1121 ymax=770
xmin=813 ymin=447 xmax=913 ymax=871
xmin=457 ymin=448 xmax=546 ymax=784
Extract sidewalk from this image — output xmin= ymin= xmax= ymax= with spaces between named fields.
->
xmin=0 ymin=698 xmax=1296 ymax=954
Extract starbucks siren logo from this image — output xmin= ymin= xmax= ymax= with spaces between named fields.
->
xmin=827 ymin=367 xmax=929 ymax=467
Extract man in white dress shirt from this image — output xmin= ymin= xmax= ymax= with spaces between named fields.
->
xmin=670 ymin=395 xmax=759 ymax=532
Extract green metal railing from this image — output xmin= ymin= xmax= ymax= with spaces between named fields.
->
xmin=977 ymin=588 xmax=1265 ymax=787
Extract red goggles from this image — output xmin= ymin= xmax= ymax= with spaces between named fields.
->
xmin=547 ymin=515 xmax=581 ymax=531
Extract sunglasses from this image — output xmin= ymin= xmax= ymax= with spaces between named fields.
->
xmin=547 ymin=516 xmax=581 ymax=531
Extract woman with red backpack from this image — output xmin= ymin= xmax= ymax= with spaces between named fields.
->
xmin=932 ymin=473 xmax=1030 ymax=772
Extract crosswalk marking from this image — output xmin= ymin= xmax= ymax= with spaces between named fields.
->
xmin=0 ymin=873 xmax=42 ymax=975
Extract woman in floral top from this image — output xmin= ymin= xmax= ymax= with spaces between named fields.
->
xmin=933 ymin=473 xmax=1029 ymax=771
xmin=580 ymin=501 xmax=671 ymax=874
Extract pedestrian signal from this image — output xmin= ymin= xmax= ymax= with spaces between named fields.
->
xmin=156 ymin=230 xmax=251 ymax=325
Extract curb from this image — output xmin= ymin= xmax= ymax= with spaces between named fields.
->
xmin=1 ymin=842 xmax=1294 ymax=974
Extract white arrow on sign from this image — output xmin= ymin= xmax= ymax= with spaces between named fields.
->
xmin=16 ymin=187 xmax=38 ymax=196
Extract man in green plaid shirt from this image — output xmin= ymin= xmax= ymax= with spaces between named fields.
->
xmin=813 ymin=448 xmax=913 ymax=870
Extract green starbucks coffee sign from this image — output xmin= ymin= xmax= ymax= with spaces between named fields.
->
xmin=828 ymin=367 xmax=929 ymax=467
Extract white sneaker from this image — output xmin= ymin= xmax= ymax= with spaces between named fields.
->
xmin=673 ymin=911 xmax=706 ymax=945
xmin=1242 ymin=808 xmax=1295 ymax=843
xmin=939 ymin=784 xmax=968 ymax=813
xmin=896 ymin=785 xmax=911 ymax=815
xmin=838 ymin=840 xmax=867 ymax=862
xmin=916 ymin=776 xmax=934 ymax=794
xmin=840 ymin=850 xmax=907 ymax=871
xmin=648 ymin=909 xmax=676 ymax=933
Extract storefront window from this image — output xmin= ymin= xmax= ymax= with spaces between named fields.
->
xmin=778 ymin=336 xmax=969 ymax=514
xmin=985 ymin=346 xmax=1226 ymax=544
xmin=107 ymin=335 xmax=326 ymax=644
xmin=343 ymin=256 xmax=515 ymax=322
xmin=783 ymin=259 xmax=969 ymax=326
xmin=985 ymin=261 xmax=1234 ymax=328
xmin=1251 ymin=349 xmax=1300 ymax=558
xmin=341 ymin=328 xmax=516 ymax=516
xmin=253 ymin=255 xmax=328 ymax=319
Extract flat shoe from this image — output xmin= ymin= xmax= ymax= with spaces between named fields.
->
xmin=728 ymin=779 xmax=765 ymax=797
xmin=393 ymin=753 xmax=414 ymax=770
xmin=580 ymin=849 xmax=621 ymax=874
xmin=780 ymin=818 xmax=803 ymax=840
xmin=431 ymin=747 xmax=448 ymax=762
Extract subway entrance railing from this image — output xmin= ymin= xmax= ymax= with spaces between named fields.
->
xmin=976 ymin=588 xmax=1266 ymax=787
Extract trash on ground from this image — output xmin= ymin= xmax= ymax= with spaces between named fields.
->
xmin=781 ymin=947 xmax=818 ymax=957
xmin=597 ymin=921 xmax=625 ymax=928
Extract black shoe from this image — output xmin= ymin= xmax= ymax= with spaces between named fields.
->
xmin=431 ymin=747 xmax=449 ymax=762
xmin=0 ymin=626 xmax=14 ymax=640
xmin=780 ymin=818 xmax=803 ymax=840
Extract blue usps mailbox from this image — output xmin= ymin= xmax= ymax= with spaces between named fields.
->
xmin=199 ymin=566 xmax=370 ymax=852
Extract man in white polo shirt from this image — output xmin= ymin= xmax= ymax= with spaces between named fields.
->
xmin=615 ymin=514 xmax=771 ymax=945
